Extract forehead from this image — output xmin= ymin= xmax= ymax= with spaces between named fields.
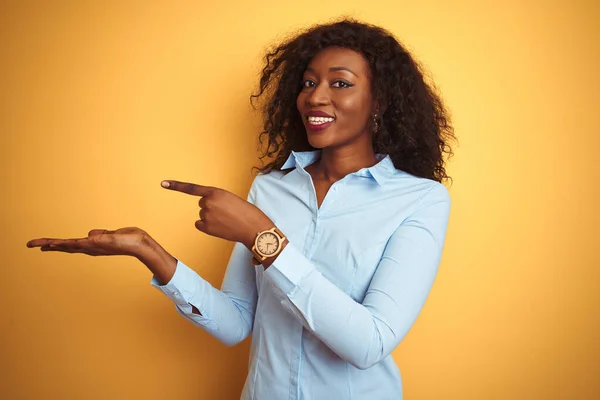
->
xmin=306 ymin=46 xmax=369 ymax=75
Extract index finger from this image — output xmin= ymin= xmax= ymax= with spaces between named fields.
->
xmin=161 ymin=180 xmax=214 ymax=197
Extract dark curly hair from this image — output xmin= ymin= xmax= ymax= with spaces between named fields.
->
xmin=251 ymin=18 xmax=455 ymax=183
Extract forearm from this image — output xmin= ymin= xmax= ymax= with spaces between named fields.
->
xmin=158 ymin=263 xmax=255 ymax=345
xmin=264 ymin=242 xmax=440 ymax=370
xmin=148 ymin=241 xmax=258 ymax=346
xmin=266 ymin=262 xmax=398 ymax=369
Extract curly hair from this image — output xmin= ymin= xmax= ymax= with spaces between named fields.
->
xmin=250 ymin=18 xmax=455 ymax=183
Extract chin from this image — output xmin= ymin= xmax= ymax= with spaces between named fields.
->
xmin=307 ymin=138 xmax=330 ymax=149
xmin=306 ymin=131 xmax=335 ymax=149
xmin=307 ymin=138 xmax=324 ymax=148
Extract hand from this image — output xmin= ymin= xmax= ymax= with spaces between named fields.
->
xmin=161 ymin=180 xmax=273 ymax=248
xmin=27 ymin=227 xmax=178 ymax=284
xmin=26 ymin=227 xmax=150 ymax=258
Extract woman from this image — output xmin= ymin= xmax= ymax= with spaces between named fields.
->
xmin=27 ymin=19 xmax=455 ymax=400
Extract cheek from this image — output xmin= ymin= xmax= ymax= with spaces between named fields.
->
xmin=337 ymin=95 xmax=371 ymax=125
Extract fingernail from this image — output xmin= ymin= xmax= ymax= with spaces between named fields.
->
xmin=161 ymin=181 xmax=170 ymax=188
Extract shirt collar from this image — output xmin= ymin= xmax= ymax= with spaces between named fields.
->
xmin=281 ymin=150 xmax=396 ymax=186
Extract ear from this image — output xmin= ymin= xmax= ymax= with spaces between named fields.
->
xmin=371 ymin=97 xmax=387 ymax=117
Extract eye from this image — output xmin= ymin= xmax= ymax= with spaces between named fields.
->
xmin=332 ymin=80 xmax=353 ymax=88
xmin=302 ymin=79 xmax=316 ymax=88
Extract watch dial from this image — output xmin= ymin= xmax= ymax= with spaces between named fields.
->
xmin=257 ymin=232 xmax=278 ymax=255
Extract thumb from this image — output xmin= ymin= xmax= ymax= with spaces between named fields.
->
xmin=194 ymin=220 xmax=207 ymax=234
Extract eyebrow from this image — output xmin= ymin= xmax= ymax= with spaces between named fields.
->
xmin=305 ymin=66 xmax=359 ymax=77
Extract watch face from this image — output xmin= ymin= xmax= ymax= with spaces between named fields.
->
xmin=257 ymin=232 xmax=279 ymax=255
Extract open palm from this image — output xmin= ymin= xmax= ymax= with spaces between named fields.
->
xmin=26 ymin=227 xmax=148 ymax=257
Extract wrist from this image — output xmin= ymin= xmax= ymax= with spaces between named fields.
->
xmin=243 ymin=217 xmax=274 ymax=250
xmin=135 ymin=234 xmax=177 ymax=285
xmin=248 ymin=225 xmax=288 ymax=270
xmin=260 ymin=239 xmax=287 ymax=270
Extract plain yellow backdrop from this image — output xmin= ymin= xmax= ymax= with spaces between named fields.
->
xmin=1 ymin=1 xmax=598 ymax=399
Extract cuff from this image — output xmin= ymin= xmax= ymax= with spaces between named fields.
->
xmin=265 ymin=243 xmax=315 ymax=295
xmin=150 ymin=259 xmax=203 ymax=308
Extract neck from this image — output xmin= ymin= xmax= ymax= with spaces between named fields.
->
xmin=313 ymin=145 xmax=379 ymax=184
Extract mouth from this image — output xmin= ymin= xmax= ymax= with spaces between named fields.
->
xmin=305 ymin=115 xmax=335 ymax=132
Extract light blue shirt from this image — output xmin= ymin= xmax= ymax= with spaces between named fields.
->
xmin=152 ymin=150 xmax=451 ymax=400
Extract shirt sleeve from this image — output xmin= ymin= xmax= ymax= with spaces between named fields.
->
xmin=264 ymin=182 xmax=451 ymax=369
xmin=150 ymin=182 xmax=259 ymax=347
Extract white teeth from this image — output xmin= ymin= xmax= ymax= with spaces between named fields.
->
xmin=307 ymin=116 xmax=335 ymax=124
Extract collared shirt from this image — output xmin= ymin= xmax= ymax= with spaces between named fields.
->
xmin=152 ymin=150 xmax=451 ymax=400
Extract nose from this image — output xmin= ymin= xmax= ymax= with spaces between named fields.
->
xmin=306 ymin=82 xmax=330 ymax=107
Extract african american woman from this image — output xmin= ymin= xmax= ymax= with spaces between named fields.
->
xmin=27 ymin=19 xmax=455 ymax=400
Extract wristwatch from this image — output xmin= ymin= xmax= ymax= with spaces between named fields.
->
xmin=251 ymin=227 xmax=287 ymax=265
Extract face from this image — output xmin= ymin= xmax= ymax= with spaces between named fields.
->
xmin=296 ymin=47 xmax=375 ymax=150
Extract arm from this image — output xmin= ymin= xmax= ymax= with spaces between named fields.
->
xmin=148 ymin=185 xmax=261 ymax=346
xmin=264 ymin=183 xmax=451 ymax=369
xmin=147 ymin=243 xmax=257 ymax=346
xmin=26 ymin=178 xmax=266 ymax=347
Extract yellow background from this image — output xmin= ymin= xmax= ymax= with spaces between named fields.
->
xmin=1 ymin=1 xmax=598 ymax=399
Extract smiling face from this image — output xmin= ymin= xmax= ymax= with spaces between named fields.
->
xmin=296 ymin=46 xmax=376 ymax=150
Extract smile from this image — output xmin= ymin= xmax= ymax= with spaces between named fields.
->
xmin=306 ymin=116 xmax=335 ymax=132
xmin=307 ymin=116 xmax=335 ymax=125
